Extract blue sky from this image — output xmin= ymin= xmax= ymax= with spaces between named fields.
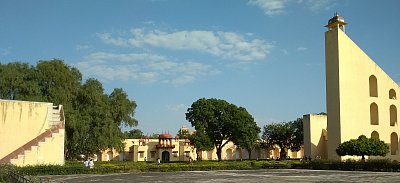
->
xmin=1 ymin=0 xmax=400 ymax=135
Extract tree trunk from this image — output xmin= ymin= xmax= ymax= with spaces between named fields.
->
xmin=361 ymin=155 xmax=365 ymax=162
xmin=196 ymin=150 xmax=200 ymax=161
xmin=247 ymin=148 xmax=252 ymax=160
xmin=280 ymin=148 xmax=286 ymax=160
xmin=217 ymin=148 xmax=222 ymax=161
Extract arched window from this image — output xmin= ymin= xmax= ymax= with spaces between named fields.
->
xmin=226 ymin=149 xmax=232 ymax=160
xmin=369 ymin=75 xmax=378 ymax=97
xmin=390 ymin=105 xmax=397 ymax=126
xmin=389 ymin=89 xmax=397 ymax=99
xmin=370 ymin=103 xmax=379 ymax=125
xmin=371 ymin=131 xmax=379 ymax=139
xmin=391 ymin=132 xmax=398 ymax=155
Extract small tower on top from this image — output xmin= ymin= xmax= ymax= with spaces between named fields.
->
xmin=325 ymin=12 xmax=347 ymax=32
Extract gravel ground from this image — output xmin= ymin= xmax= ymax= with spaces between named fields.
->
xmin=41 ymin=169 xmax=400 ymax=183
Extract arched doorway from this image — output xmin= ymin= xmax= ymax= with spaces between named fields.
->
xmin=119 ymin=152 xmax=124 ymax=161
xmin=370 ymin=103 xmax=379 ymax=125
xmin=391 ymin=132 xmax=398 ymax=155
xmin=235 ymin=149 xmax=241 ymax=160
xmin=106 ymin=151 xmax=113 ymax=161
xmin=369 ymin=75 xmax=378 ymax=97
xmin=371 ymin=131 xmax=379 ymax=139
xmin=162 ymin=151 xmax=170 ymax=162
xmin=206 ymin=151 xmax=212 ymax=160
xmin=226 ymin=149 xmax=232 ymax=160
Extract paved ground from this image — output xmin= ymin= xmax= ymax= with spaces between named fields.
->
xmin=43 ymin=169 xmax=400 ymax=183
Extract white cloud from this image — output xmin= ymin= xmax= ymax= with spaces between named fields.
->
xmin=248 ymin=0 xmax=288 ymax=15
xmin=248 ymin=0 xmax=332 ymax=15
xmin=297 ymin=47 xmax=308 ymax=51
xmin=99 ymin=28 xmax=273 ymax=61
xmin=165 ymin=104 xmax=187 ymax=112
xmin=75 ymin=44 xmax=90 ymax=51
xmin=97 ymin=33 xmax=129 ymax=47
xmin=77 ymin=52 xmax=218 ymax=85
xmin=306 ymin=0 xmax=331 ymax=11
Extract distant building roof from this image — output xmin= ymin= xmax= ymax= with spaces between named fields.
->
xmin=159 ymin=133 xmax=173 ymax=139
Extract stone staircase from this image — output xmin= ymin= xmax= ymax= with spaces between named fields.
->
xmin=0 ymin=105 xmax=65 ymax=165
xmin=0 ymin=122 xmax=64 ymax=164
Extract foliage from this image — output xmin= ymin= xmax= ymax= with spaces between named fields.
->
xmin=14 ymin=160 xmax=294 ymax=176
xmin=186 ymin=98 xmax=260 ymax=161
xmin=188 ymin=130 xmax=214 ymax=160
xmin=177 ymin=128 xmax=190 ymax=139
xmin=124 ymin=129 xmax=144 ymax=139
xmin=0 ymin=60 xmax=138 ymax=159
xmin=290 ymin=118 xmax=304 ymax=152
xmin=336 ymin=135 xmax=389 ymax=160
xmin=294 ymin=159 xmax=400 ymax=172
xmin=7 ymin=159 xmax=400 ymax=178
xmin=148 ymin=133 xmax=160 ymax=139
xmin=262 ymin=118 xmax=303 ymax=159
xmin=234 ymin=121 xmax=261 ymax=159
xmin=0 ymin=62 xmax=40 ymax=100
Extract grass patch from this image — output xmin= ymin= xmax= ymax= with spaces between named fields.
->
xmin=4 ymin=158 xmax=400 ymax=179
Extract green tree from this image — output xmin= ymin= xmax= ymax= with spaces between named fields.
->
xmin=177 ymin=128 xmax=190 ymax=139
xmin=109 ymin=88 xmax=138 ymax=127
xmin=262 ymin=118 xmax=304 ymax=159
xmin=188 ymin=129 xmax=214 ymax=160
xmin=149 ymin=133 xmax=160 ymax=139
xmin=0 ymin=62 xmax=40 ymax=100
xmin=336 ymin=135 xmax=389 ymax=160
xmin=233 ymin=111 xmax=261 ymax=159
xmin=0 ymin=60 xmax=138 ymax=159
xmin=124 ymin=129 xmax=144 ymax=139
xmin=34 ymin=59 xmax=82 ymax=106
xmin=289 ymin=118 xmax=304 ymax=152
xmin=186 ymin=98 xmax=260 ymax=161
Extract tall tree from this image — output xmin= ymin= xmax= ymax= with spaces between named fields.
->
xmin=124 ymin=129 xmax=144 ymax=139
xmin=177 ymin=128 xmax=190 ymax=139
xmin=188 ymin=129 xmax=214 ymax=160
xmin=289 ymin=118 xmax=304 ymax=152
xmin=234 ymin=119 xmax=261 ymax=160
xmin=0 ymin=60 xmax=139 ymax=159
xmin=336 ymin=135 xmax=389 ymax=160
xmin=109 ymin=88 xmax=138 ymax=127
xmin=34 ymin=59 xmax=82 ymax=106
xmin=262 ymin=118 xmax=303 ymax=159
xmin=186 ymin=98 xmax=260 ymax=161
xmin=0 ymin=62 xmax=40 ymax=100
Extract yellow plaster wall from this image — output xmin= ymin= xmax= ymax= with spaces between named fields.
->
xmin=303 ymin=114 xmax=327 ymax=159
xmin=101 ymin=139 xmax=303 ymax=162
xmin=0 ymin=100 xmax=52 ymax=158
xmin=325 ymin=28 xmax=342 ymax=160
xmin=11 ymin=129 xmax=65 ymax=166
xmin=324 ymin=27 xmax=400 ymax=160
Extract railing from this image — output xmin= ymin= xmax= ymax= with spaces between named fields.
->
xmin=49 ymin=105 xmax=64 ymax=129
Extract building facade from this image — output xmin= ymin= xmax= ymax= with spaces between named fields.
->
xmin=99 ymin=131 xmax=304 ymax=162
xmin=0 ymin=100 xmax=65 ymax=166
xmin=304 ymin=14 xmax=400 ymax=161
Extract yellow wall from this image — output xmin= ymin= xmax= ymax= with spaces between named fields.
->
xmin=306 ymin=24 xmax=400 ymax=161
xmin=303 ymin=114 xmax=327 ymax=159
xmin=100 ymin=138 xmax=304 ymax=162
xmin=10 ymin=129 xmax=65 ymax=166
xmin=0 ymin=100 xmax=65 ymax=166
xmin=334 ymin=27 xmax=400 ymax=160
